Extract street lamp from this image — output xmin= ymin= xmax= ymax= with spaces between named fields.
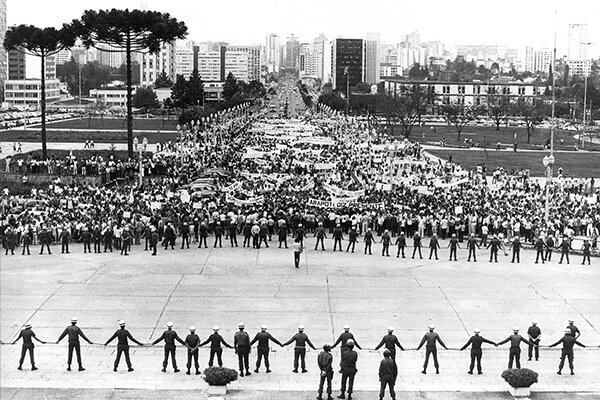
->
xmin=542 ymin=154 xmax=555 ymax=224
xmin=580 ymin=42 xmax=594 ymax=149
xmin=344 ymin=66 xmax=350 ymax=115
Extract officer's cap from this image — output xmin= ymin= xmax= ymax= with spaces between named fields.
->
xmin=343 ymin=325 xmax=350 ymax=330
xmin=474 ymin=328 xmax=480 ymax=333
xmin=388 ymin=326 xmax=394 ymax=332
xmin=167 ymin=321 xmax=174 ymax=328
xmin=261 ymin=325 xmax=267 ymax=331
xmin=213 ymin=325 xmax=219 ymax=331
xmin=565 ymin=328 xmax=571 ymax=333
xmin=532 ymin=320 xmax=537 ymax=325
xmin=238 ymin=322 xmax=245 ymax=328
xmin=71 ymin=317 xmax=78 ymax=323
xmin=323 ymin=344 xmax=332 ymax=351
xmin=298 ymin=325 xmax=305 ymax=331
xmin=118 ymin=320 xmax=126 ymax=326
xmin=512 ymin=327 xmax=519 ymax=332
xmin=189 ymin=326 xmax=196 ymax=332
xmin=428 ymin=324 xmax=435 ymax=330
xmin=568 ymin=319 xmax=574 ymax=323
xmin=298 ymin=224 xmax=302 ymax=227
xmin=25 ymin=323 xmax=31 ymax=328
xmin=383 ymin=349 xmax=391 ymax=356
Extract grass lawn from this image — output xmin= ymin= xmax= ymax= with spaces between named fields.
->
xmin=390 ymin=124 xmax=600 ymax=152
xmin=0 ymin=129 xmax=177 ymax=143
xmin=45 ymin=117 xmax=180 ymax=131
xmin=427 ymin=149 xmax=600 ymax=178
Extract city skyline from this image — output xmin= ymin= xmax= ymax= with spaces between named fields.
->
xmin=5 ymin=0 xmax=600 ymax=57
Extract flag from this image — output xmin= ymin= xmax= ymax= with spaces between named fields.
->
xmin=128 ymin=188 xmax=134 ymax=204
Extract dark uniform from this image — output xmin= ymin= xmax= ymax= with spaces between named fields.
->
xmin=466 ymin=235 xmax=480 ymax=262
xmin=21 ymin=233 xmax=31 ymax=255
xmin=93 ymin=226 xmax=102 ymax=253
xmin=199 ymin=329 xmax=233 ymax=367
xmin=395 ymin=234 xmax=406 ymax=258
xmin=39 ymin=228 xmax=53 ymax=255
xmin=57 ymin=322 xmax=93 ymax=371
xmin=374 ymin=331 xmax=404 ymax=360
xmin=228 ymin=223 xmax=238 ymax=247
xmin=486 ymin=236 xmax=501 ymax=262
xmin=283 ymin=329 xmax=316 ymax=372
xmin=534 ymin=238 xmax=546 ymax=263
xmin=60 ymin=229 xmax=71 ymax=254
xmin=379 ymin=352 xmax=397 ymax=400
xmin=558 ymin=238 xmax=572 ymax=264
xmin=381 ymin=231 xmax=391 ymax=256
xmin=250 ymin=329 xmax=283 ymax=372
xmin=333 ymin=226 xmax=343 ymax=251
xmin=544 ymin=236 xmax=555 ymax=261
xmin=278 ymin=224 xmax=289 ymax=248
xmin=346 ymin=228 xmax=358 ymax=252
xmin=243 ymin=223 xmax=252 ymax=247
xmin=181 ymin=224 xmax=190 ymax=249
xmin=459 ymin=332 xmax=496 ymax=374
xmin=317 ymin=346 xmax=334 ymax=400
xmin=428 ymin=235 xmax=440 ymax=259
xmin=184 ymin=330 xmax=201 ymax=375
xmin=104 ymin=325 xmax=143 ymax=371
xmin=152 ymin=326 xmax=185 ymax=372
xmin=448 ymin=236 xmax=460 ymax=261
xmin=412 ymin=233 xmax=423 ymax=259
xmin=234 ymin=328 xmax=252 ymax=376
xmin=527 ymin=323 xmax=541 ymax=361
xmin=364 ymin=230 xmax=374 ymax=255
xmin=13 ymin=325 xmax=45 ymax=370
xmin=417 ymin=329 xmax=447 ymax=374
xmin=582 ymin=240 xmax=591 ymax=265
xmin=81 ymin=229 xmax=92 ymax=253
xmin=549 ymin=332 xmax=586 ymax=375
xmin=315 ymin=225 xmax=327 ymax=251
xmin=497 ymin=332 xmax=534 ymax=369
xmin=510 ymin=237 xmax=523 ymax=263
xmin=199 ymin=223 xmax=209 ymax=248
xmin=339 ymin=344 xmax=358 ymax=400
xmin=213 ymin=223 xmax=223 ymax=247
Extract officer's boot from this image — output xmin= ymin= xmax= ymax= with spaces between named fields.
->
xmin=17 ymin=364 xmax=22 ymax=370
xmin=78 ymin=364 xmax=85 ymax=371
xmin=186 ymin=368 xmax=191 ymax=375
xmin=570 ymin=369 xmax=574 ymax=375
xmin=196 ymin=368 xmax=201 ymax=375
xmin=337 ymin=393 xmax=345 ymax=399
xmin=31 ymin=364 xmax=37 ymax=371
xmin=67 ymin=364 xmax=71 ymax=371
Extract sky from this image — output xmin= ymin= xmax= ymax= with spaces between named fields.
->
xmin=7 ymin=0 xmax=600 ymax=76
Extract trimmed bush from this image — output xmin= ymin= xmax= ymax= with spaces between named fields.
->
xmin=501 ymin=368 xmax=538 ymax=388
xmin=203 ymin=366 xmax=238 ymax=386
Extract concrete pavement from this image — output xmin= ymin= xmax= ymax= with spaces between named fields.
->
xmin=1 ymin=238 xmax=600 ymax=396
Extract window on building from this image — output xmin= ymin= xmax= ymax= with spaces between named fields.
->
xmin=458 ymin=85 xmax=465 ymax=94
xmin=518 ymin=86 xmax=526 ymax=95
xmin=473 ymin=85 xmax=481 ymax=94
xmin=488 ymin=86 xmax=495 ymax=95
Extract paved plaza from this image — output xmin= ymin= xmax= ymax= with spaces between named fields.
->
xmin=1 ymin=238 xmax=599 ymax=398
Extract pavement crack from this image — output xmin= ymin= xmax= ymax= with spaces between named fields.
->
xmin=326 ymin=276 xmax=335 ymax=341
xmin=552 ymin=288 xmax=600 ymax=336
xmin=439 ymin=286 xmax=470 ymax=337
xmin=149 ymin=274 xmax=185 ymax=340
xmin=12 ymin=284 xmax=65 ymax=341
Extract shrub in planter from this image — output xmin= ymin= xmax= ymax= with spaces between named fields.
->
xmin=501 ymin=368 xmax=538 ymax=388
xmin=203 ymin=366 xmax=238 ymax=386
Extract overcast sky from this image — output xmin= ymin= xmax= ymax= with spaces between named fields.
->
xmin=7 ymin=0 xmax=599 ymax=76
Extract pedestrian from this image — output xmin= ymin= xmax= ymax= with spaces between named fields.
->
xmin=486 ymin=234 xmax=501 ymax=262
xmin=417 ymin=324 xmax=447 ymax=374
xmin=151 ymin=321 xmax=185 ymax=373
xmin=346 ymin=226 xmax=358 ymax=253
xmin=258 ymin=222 xmax=269 ymax=248
xmin=283 ymin=325 xmax=316 ymax=373
xmin=199 ymin=222 xmax=209 ymax=248
xmin=199 ymin=326 xmax=233 ymax=367
xmin=278 ymin=223 xmax=289 ymax=248
xmin=548 ymin=328 xmax=586 ymax=375
xmin=459 ymin=328 xmax=496 ymax=375
xmin=496 ymin=327 xmax=534 ymax=369
xmin=466 ymin=233 xmax=480 ymax=262
xmin=581 ymin=239 xmax=591 ymax=265
xmin=428 ymin=233 xmax=440 ymax=260
xmin=412 ymin=232 xmax=423 ymax=259
xmin=558 ymin=236 xmax=572 ymax=264
xmin=534 ymin=237 xmax=546 ymax=263
xmin=93 ymin=225 xmax=102 ymax=253
xmin=566 ymin=319 xmax=581 ymax=339
xmin=243 ymin=222 xmax=252 ymax=247
xmin=527 ymin=320 xmax=541 ymax=361
xmin=181 ymin=223 xmax=190 ymax=249
xmin=317 ymin=344 xmax=334 ymax=400
xmin=250 ymin=324 xmax=283 ymax=373
xmin=4 ymin=227 xmax=16 ymax=255
xmin=234 ymin=322 xmax=251 ymax=376
xmin=338 ymin=339 xmax=358 ymax=400
xmin=381 ymin=229 xmax=391 ymax=256
xmin=184 ymin=326 xmax=201 ymax=375
xmin=364 ymin=229 xmax=374 ymax=255
xmin=510 ymin=237 xmax=523 ymax=263
xmin=12 ymin=323 xmax=46 ymax=370
xmin=333 ymin=223 xmax=343 ymax=251
xmin=295 ymin=223 xmax=307 ymax=248
xmin=378 ymin=349 xmax=397 ymax=400
xmin=293 ymin=238 xmax=302 ymax=268
xmin=56 ymin=317 xmax=93 ymax=371
xmin=103 ymin=320 xmax=144 ymax=372
xmin=447 ymin=233 xmax=459 ymax=261
xmin=315 ymin=222 xmax=327 ymax=251
xmin=395 ymin=232 xmax=406 ymax=258
xmin=374 ymin=326 xmax=404 ymax=360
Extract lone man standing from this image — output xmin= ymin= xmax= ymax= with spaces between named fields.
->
xmin=378 ymin=349 xmax=397 ymax=400
xmin=152 ymin=321 xmax=185 ymax=373
xmin=548 ymin=328 xmax=586 ymax=375
xmin=416 ymin=324 xmax=447 ymax=374
xmin=56 ymin=317 xmax=93 ymax=371
xmin=497 ymin=327 xmax=534 ymax=369
xmin=459 ymin=328 xmax=496 ymax=375
xmin=250 ymin=325 xmax=283 ymax=373
xmin=103 ymin=320 xmax=144 ymax=372
xmin=12 ymin=323 xmax=46 ymax=371
xmin=283 ymin=325 xmax=316 ymax=373
xmin=317 ymin=344 xmax=334 ymax=400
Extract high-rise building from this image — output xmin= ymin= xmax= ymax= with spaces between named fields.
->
xmin=265 ymin=34 xmax=280 ymax=73
xmin=312 ymin=34 xmax=331 ymax=83
xmin=0 ymin=0 xmax=7 ymax=101
xmin=332 ymin=38 xmax=364 ymax=91
xmin=96 ymin=44 xmax=125 ymax=68
xmin=524 ymin=46 xmax=534 ymax=72
xmin=175 ymin=40 xmax=195 ymax=78
xmin=567 ymin=23 xmax=588 ymax=60
xmin=364 ymin=32 xmax=381 ymax=85
xmin=8 ymin=49 xmax=26 ymax=80
xmin=197 ymin=51 xmax=222 ymax=81
xmin=197 ymin=46 xmax=249 ymax=82
xmin=227 ymin=45 xmax=261 ymax=81
xmin=285 ymin=35 xmax=300 ymax=70
xmin=56 ymin=49 xmax=72 ymax=65
xmin=533 ymin=48 xmax=551 ymax=73
xmin=140 ymin=42 xmax=175 ymax=87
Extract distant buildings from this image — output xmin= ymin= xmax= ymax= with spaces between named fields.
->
xmin=8 ymin=49 xmax=26 ymax=80
xmin=265 ymin=34 xmax=281 ymax=74
xmin=523 ymin=47 xmax=551 ymax=73
xmin=364 ymin=33 xmax=381 ymax=85
xmin=568 ymin=24 xmax=588 ymax=61
xmin=175 ymin=41 xmax=195 ymax=78
xmin=4 ymin=79 xmax=61 ymax=108
xmin=0 ymin=0 xmax=6 ymax=101
xmin=332 ymin=38 xmax=364 ymax=92
xmin=140 ymin=43 xmax=176 ymax=87
xmin=285 ymin=35 xmax=300 ymax=70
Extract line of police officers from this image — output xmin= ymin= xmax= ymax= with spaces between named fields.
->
xmin=8 ymin=318 xmax=595 ymax=400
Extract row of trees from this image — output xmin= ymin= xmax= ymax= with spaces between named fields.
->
xmin=56 ymin=58 xmax=141 ymax=96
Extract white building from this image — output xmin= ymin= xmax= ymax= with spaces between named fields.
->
xmin=175 ymin=41 xmax=195 ymax=78
xmin=523 ymin=47 xmax=551 ymax=73
xmin=96 ymin=44 xmax=125 ymax=68
xmin=312 ymin=34 xmax=331 ymax=84
xmin=365 ymin=32 xmax=381 ymax=84
xmin=568 ymin=23 xmax=588 ymax=61
xmin=140 ymin=42 xmax=175 ymax=87
xmin=89 ymin=87 xmax=132 ymax=108
xmin=265 ymin=34 xmax=280 ymax=73
xmin=228 ymin=45 xmax=261 ymax=81
xmin=380 ymin=64 xmax=401 ymax=77
xmin=197 ymin=49 xmax=249 ymax=82
xmin=226 ymin=52 xmax=249 ymax=82
xmin=56 ymin=49 xmax=72 ymax=65
xmin=197 ymin=52 xmax=222 ymax=81
xmin=567 ymin=59 xmax=592 ymax=77
xmin=4 ymin=78 xmax=61 ymax=109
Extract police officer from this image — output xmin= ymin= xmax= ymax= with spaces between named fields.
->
xmin=150 ymin=226 xmax=159 ymax=256
xmin=486 ymin=234 xmax=501 ymax=262
xmin=56 ymin=317 xmax=93 ymax=371
xmin=60 ymin=225 xmax=71 ymax=254
xmin=199 ymin=222 xmax=209 ymax=248
xmin=497 ymin=327 xmax=534 ymax=369
xmin=278 ymin=223 xmax=289 ymax=248
xmin=152 ymin=321 xmax=185 ymax=372
xmin=213 ymin=222 xmax=223 ymax=247
xmin=199 ymin=326 xmax=233 ymax=367
xmin=466 ymin=233 xmax=480 ymax=262
xmin=544 ymin=234 xmax=555 ymax=261
xmin=428 ymin=233 xmax=440 ymax=260
xmin=333 ymin=224 xmax=344 ymax=251
xmin=104 ymin=320 xmax=143 ymax=372
xmin=447 ymin=233 xmax=460 ymax=261
xmin=121 ymin=227 xmax=131 ymax=255
xmin=317 ymin=344 xmax=334 ymax=400
xmin=395 ymin=232 xmax=406 ymax=258
xmin=346 ymin=227 xmax=358 ymax=253
xmin=93 ymin=225 xmax=102 ymax=253
xmin=548 ymin=328 xmax=586 ymax=375
xmin=38 ymin=226 xmax=53 ymax=255
xmin=333 ymin=325 xmax=362 ymax=372
xmin=180 ymin=223 xmax=190 ymax=249
xmin=184 ymin=326 xmax=201 ymax=375
xmin=534 ymin=237 xmax=547 ymax=263
xmin=12 ymin=323 xmax=46 ymax=370
xmin=81 ymin=227 xmax=92 ymax=253
xmin=295 ymin=223 xmax=307 ymax=248
xmin=250 ymin=325 xmax=283 ymax=373
xmin=364 ymin=229 xmax=374 ymax=255
xmin=558 ymin=236 xmax=572 ymax=264
xmin=566 ymin=319 xmax=581 ymax=339
xmin=416 ymin=324 xmax=447 ymax=374
xmin=510 ymin=237 xmax=524 ymax=263
xmin=378 ymin=349 xmax=397 ymax=400
xmin=4 ymin=227 xmax=16 ymax=255
xmin=412 ymin=232 xmax=423 ymax=259
xmin=527 ymin=320 xmax=541 ymax=361
xmin=315 ymin=222 xmax=327 ymax=251
xmin=338 ymin=339 xmax=358 ymax=400
xmin=381 ymin=230 xmax=391 ymax=256
xmin=374 ymin=326 xmax=404 ymax=360
xmin=459 ymin=328 xmax=496 ymax=375
xmin=283 ymin=325 xmax=316 ymax=373
xmin=582 ymin=239 xmax=592 ymax=265
xmin=234 ymin=322 xmax=251 ymax=376
xmin=228 ymin=221 xmax=238 ymax=247
xmin=21 ymin=230 xmax=31 ymax=255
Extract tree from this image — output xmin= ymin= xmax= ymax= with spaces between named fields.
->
xmin=133 ymin=87 xmax=160 ymax=112
xmin=487 ymin=95 xmax=511 ymax=130
xmin=513 ymin=98 xmax=546 ymax=143
xmin=223 ymin=72 xmax=238 ymax=101
xmin=169 ymin=74 xmax=188 ymax=110
xmin=387 ymin=85 xmax=435 ymax=137
xmin=4 ymin=25 xmax=76 ymax=160
xmin=408 ymin=63 xmax=429 ymax=80
xmin=154 ymin=70 xmax=173 ymax=88
xmin=318 ymin=92 xmax=345 ymax=112
xmin=247 ymin=80 xmax=266 ymax=98
xmin=72 ymin=9 xmax=188 ymax=158
xmin=186 ymin=69 xmax=205 ymax=107
xmin=441 ymin=102 xmax=482 ymax=141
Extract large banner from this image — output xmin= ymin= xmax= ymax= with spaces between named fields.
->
xmin=225 ymin=193 xmax=265 ymax=205
xmin=307 ymin=197 xmax=385 ymax=209
xmin=322 ymin=182 xmax=365 ymax=198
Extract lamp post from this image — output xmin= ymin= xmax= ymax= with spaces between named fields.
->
xmin=344 ymin=66 xmax=349 ymax=115
xmin=580 ymin=42 xmax=594 ymax=149
xmin=543 ymin=154 xmax=555 ymax=224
